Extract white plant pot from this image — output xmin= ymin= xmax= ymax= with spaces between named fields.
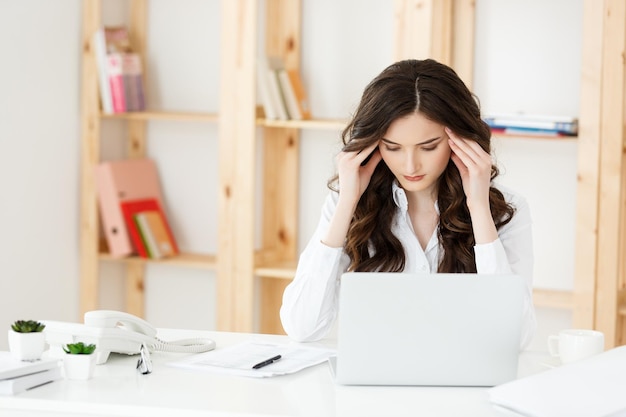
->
xmin=63 ymin=354 xmax=96 ymax=380
xmin=7 ymin=330 xmax=46 ymax=361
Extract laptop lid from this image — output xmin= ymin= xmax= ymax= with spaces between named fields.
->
xmin=333 ymin=272 xmax=524 ymax=386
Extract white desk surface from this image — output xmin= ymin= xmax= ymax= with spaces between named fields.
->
xmin=0 ymin=328 xmax=550 ymax=417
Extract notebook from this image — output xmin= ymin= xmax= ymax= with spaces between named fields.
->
xmin=330 ymin=272 xmax=525 ymax=386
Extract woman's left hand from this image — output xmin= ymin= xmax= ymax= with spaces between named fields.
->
xmin=446 ymin=127 xmax=492 ymax=212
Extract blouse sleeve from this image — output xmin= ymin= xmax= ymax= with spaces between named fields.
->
xmin=280 ymin=191 xmax=350 ymax=342
xmin=474 ymin=190 xmax=536 ymax=350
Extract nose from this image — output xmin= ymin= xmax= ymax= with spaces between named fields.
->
xmin=404 ymin=149 xmax=420 ymax=173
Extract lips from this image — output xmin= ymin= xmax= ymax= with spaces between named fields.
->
xmin=404 ymin=175 xmax=425 ymax=181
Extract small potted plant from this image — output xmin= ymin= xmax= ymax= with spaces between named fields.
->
xmin=8 ymin=320 xmax=46 ymax=361
xmin=62 ymin=342 xmax=97 ymax=380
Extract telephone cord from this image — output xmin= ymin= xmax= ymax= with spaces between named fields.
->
xmin=152 ymin=337 xmax=216 ymax=353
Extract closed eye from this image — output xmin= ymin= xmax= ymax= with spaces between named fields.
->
xmin=383 ymin=144 xmax=401 ymax=152
xmin=421 ymin=144 xmax=438 ymax=151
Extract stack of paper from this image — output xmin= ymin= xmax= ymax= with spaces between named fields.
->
xmin=488 ymin=346 xmax=626 ymax=417
xmin=168 ymin=340 xmax=335 ymax=378
xmin=0 ymin=352 xmax=62 ymax=395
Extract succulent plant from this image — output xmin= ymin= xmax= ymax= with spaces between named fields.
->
xmin=63 ymin=342 xmax=97 ymax=355
xmin=10 ymin=320 xmax=45 ymax=333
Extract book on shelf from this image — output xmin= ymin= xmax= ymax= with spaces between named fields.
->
xmin=258 ymin=56 xmax=311 ymax=121
xmin=93 ymin=25 xmax=146 ymax=114
xmin=121 ymin=198 xmax=179 ymax=259
xmin=107 ymin=53 xmax=126 ymax=113
xmin=257 ymin=58 xmax=278 ymax=120
xmin=0 ymin=366 xmax=62 ymax=396
xmin=93 ymin=28 xmax=113 ymax=113
xmin=484 ymin=113 xmax=578 ymax=136
xmin=122 ymin=53 xmax=146 ymax=112
xmin=276 ymin=68 xmax=312 ymax=120
xmin=490 ymin=127 xmax=574 ymax=137
xmin=276 ymin=68 xmax=301 ymax=119
xmin=260 ymin=56 xmax=289 ymax=120
xmin=134 ymin=210 xmax=177 ymax=259
xmin=285 ymin=69 xmax=311 ymax=120
xmin=95 ymin=158 xmax=167 ymax=257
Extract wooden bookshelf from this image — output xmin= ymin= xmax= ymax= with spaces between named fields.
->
xmin=248 ymin=0 xmax=626 ymax=344
xmin=80 ymin=0 xmax=626 ymax=346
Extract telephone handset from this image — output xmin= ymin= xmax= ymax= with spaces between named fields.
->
xmin=84 ymin=310 xmax=158 ymax=340
xmin=43 ymin=310 xmax=216 ymax=364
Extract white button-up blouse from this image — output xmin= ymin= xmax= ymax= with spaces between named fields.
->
xmin=280 ymin=181 xmax=536 ymax=350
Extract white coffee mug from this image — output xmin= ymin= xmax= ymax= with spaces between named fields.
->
xmin=548 ymin=329 xmax=604 ymax=364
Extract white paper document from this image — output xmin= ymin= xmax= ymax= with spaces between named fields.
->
xmin=167 ymin=340 xmax=336 ymax=378
xmin=488 ymin=345 xmax=626 ymax=417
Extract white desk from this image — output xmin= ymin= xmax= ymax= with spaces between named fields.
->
xmin=0 ymin=329 xmax=550 ymax=417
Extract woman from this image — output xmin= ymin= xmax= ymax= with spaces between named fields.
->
xmin=280 ymin=59 xmax=535 ymax=349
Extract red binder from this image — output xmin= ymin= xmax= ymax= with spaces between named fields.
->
xmin=120 ymin=198 xmax=179 ymax=258
xmin=94 ymin=158 xmax=165 ymax=257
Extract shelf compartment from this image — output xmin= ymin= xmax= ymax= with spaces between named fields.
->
xmin=99 ymin=252 xmax=217 ymax=270
xmin=101 ymin=110 xmax=218 ymax=122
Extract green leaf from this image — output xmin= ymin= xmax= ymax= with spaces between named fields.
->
xmin=64 ymin=342 xmax=97 ymax=354
xmin=10 ymin=320 xmax=45 ymax=333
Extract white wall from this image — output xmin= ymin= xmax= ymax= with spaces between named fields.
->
xmin=0 ymin=0 xmax=82 ymax=349
xmin=0 ymin=0 xmax=581 ymax=351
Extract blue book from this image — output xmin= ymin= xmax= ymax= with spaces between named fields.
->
xmin=484 ymin=114 xmax=578 ymax=135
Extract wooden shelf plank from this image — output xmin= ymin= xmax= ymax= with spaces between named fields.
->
xmin=532 ymin=288 xmax=574 ymax=309
xmin=254 ymin=263 xmax=579 ymax=313
xmin=255 ymin=260 xmax=297 ymax=279
xmin=101 ymin=110 xmax=218 ymax=122
xmin=256 ymin=118 xmax=347 ymax=130
xmin=491 ymin=130 xmax=578 ymax=140
xmin=99 ymin=252 xmax=217 ymax=270
xmin=254 ymin=119 xmax=578 ymax=138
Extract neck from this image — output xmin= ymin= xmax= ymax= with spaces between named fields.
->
xmin=405 ymin=188 xmax=437 ymax=213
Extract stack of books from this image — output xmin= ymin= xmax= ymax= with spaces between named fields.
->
xmin=0 ymin=352 xmax=62 ymax=395
xmin=257 ymin=56 xmax=311 ymax=121
xmin=95 ymin=158 xmax=179 ymax=259
xmin=93 ymin=26 xmax=146 ymax=114
xmin=484 ymin=113 xmax=578 ymax=137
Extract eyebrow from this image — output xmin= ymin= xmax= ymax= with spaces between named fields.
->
xmin=381 ymin=136 xmax=442 ymax=146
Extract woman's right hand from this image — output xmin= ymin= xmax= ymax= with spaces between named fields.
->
xmin=321 ymin=142 xmax=382 ymax=248
xmin=335 ymin=141 xmax=382 ymax=204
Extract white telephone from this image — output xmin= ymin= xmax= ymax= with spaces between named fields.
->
xmin=43 ymin=310 xmax=216 ymax=364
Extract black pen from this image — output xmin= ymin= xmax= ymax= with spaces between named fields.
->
xmin=252 ymin=354 xmax=282 ymax=369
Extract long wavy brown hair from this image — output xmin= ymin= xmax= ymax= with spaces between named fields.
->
xmin=329 ymin=59 xmax=514 ymax=273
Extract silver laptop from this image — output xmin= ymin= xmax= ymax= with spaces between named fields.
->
xmin=330 ymin=272 xmax=524 ymax=386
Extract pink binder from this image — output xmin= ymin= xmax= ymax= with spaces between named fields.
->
xmin=95 ymin=158 xmax=165 ymax=257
